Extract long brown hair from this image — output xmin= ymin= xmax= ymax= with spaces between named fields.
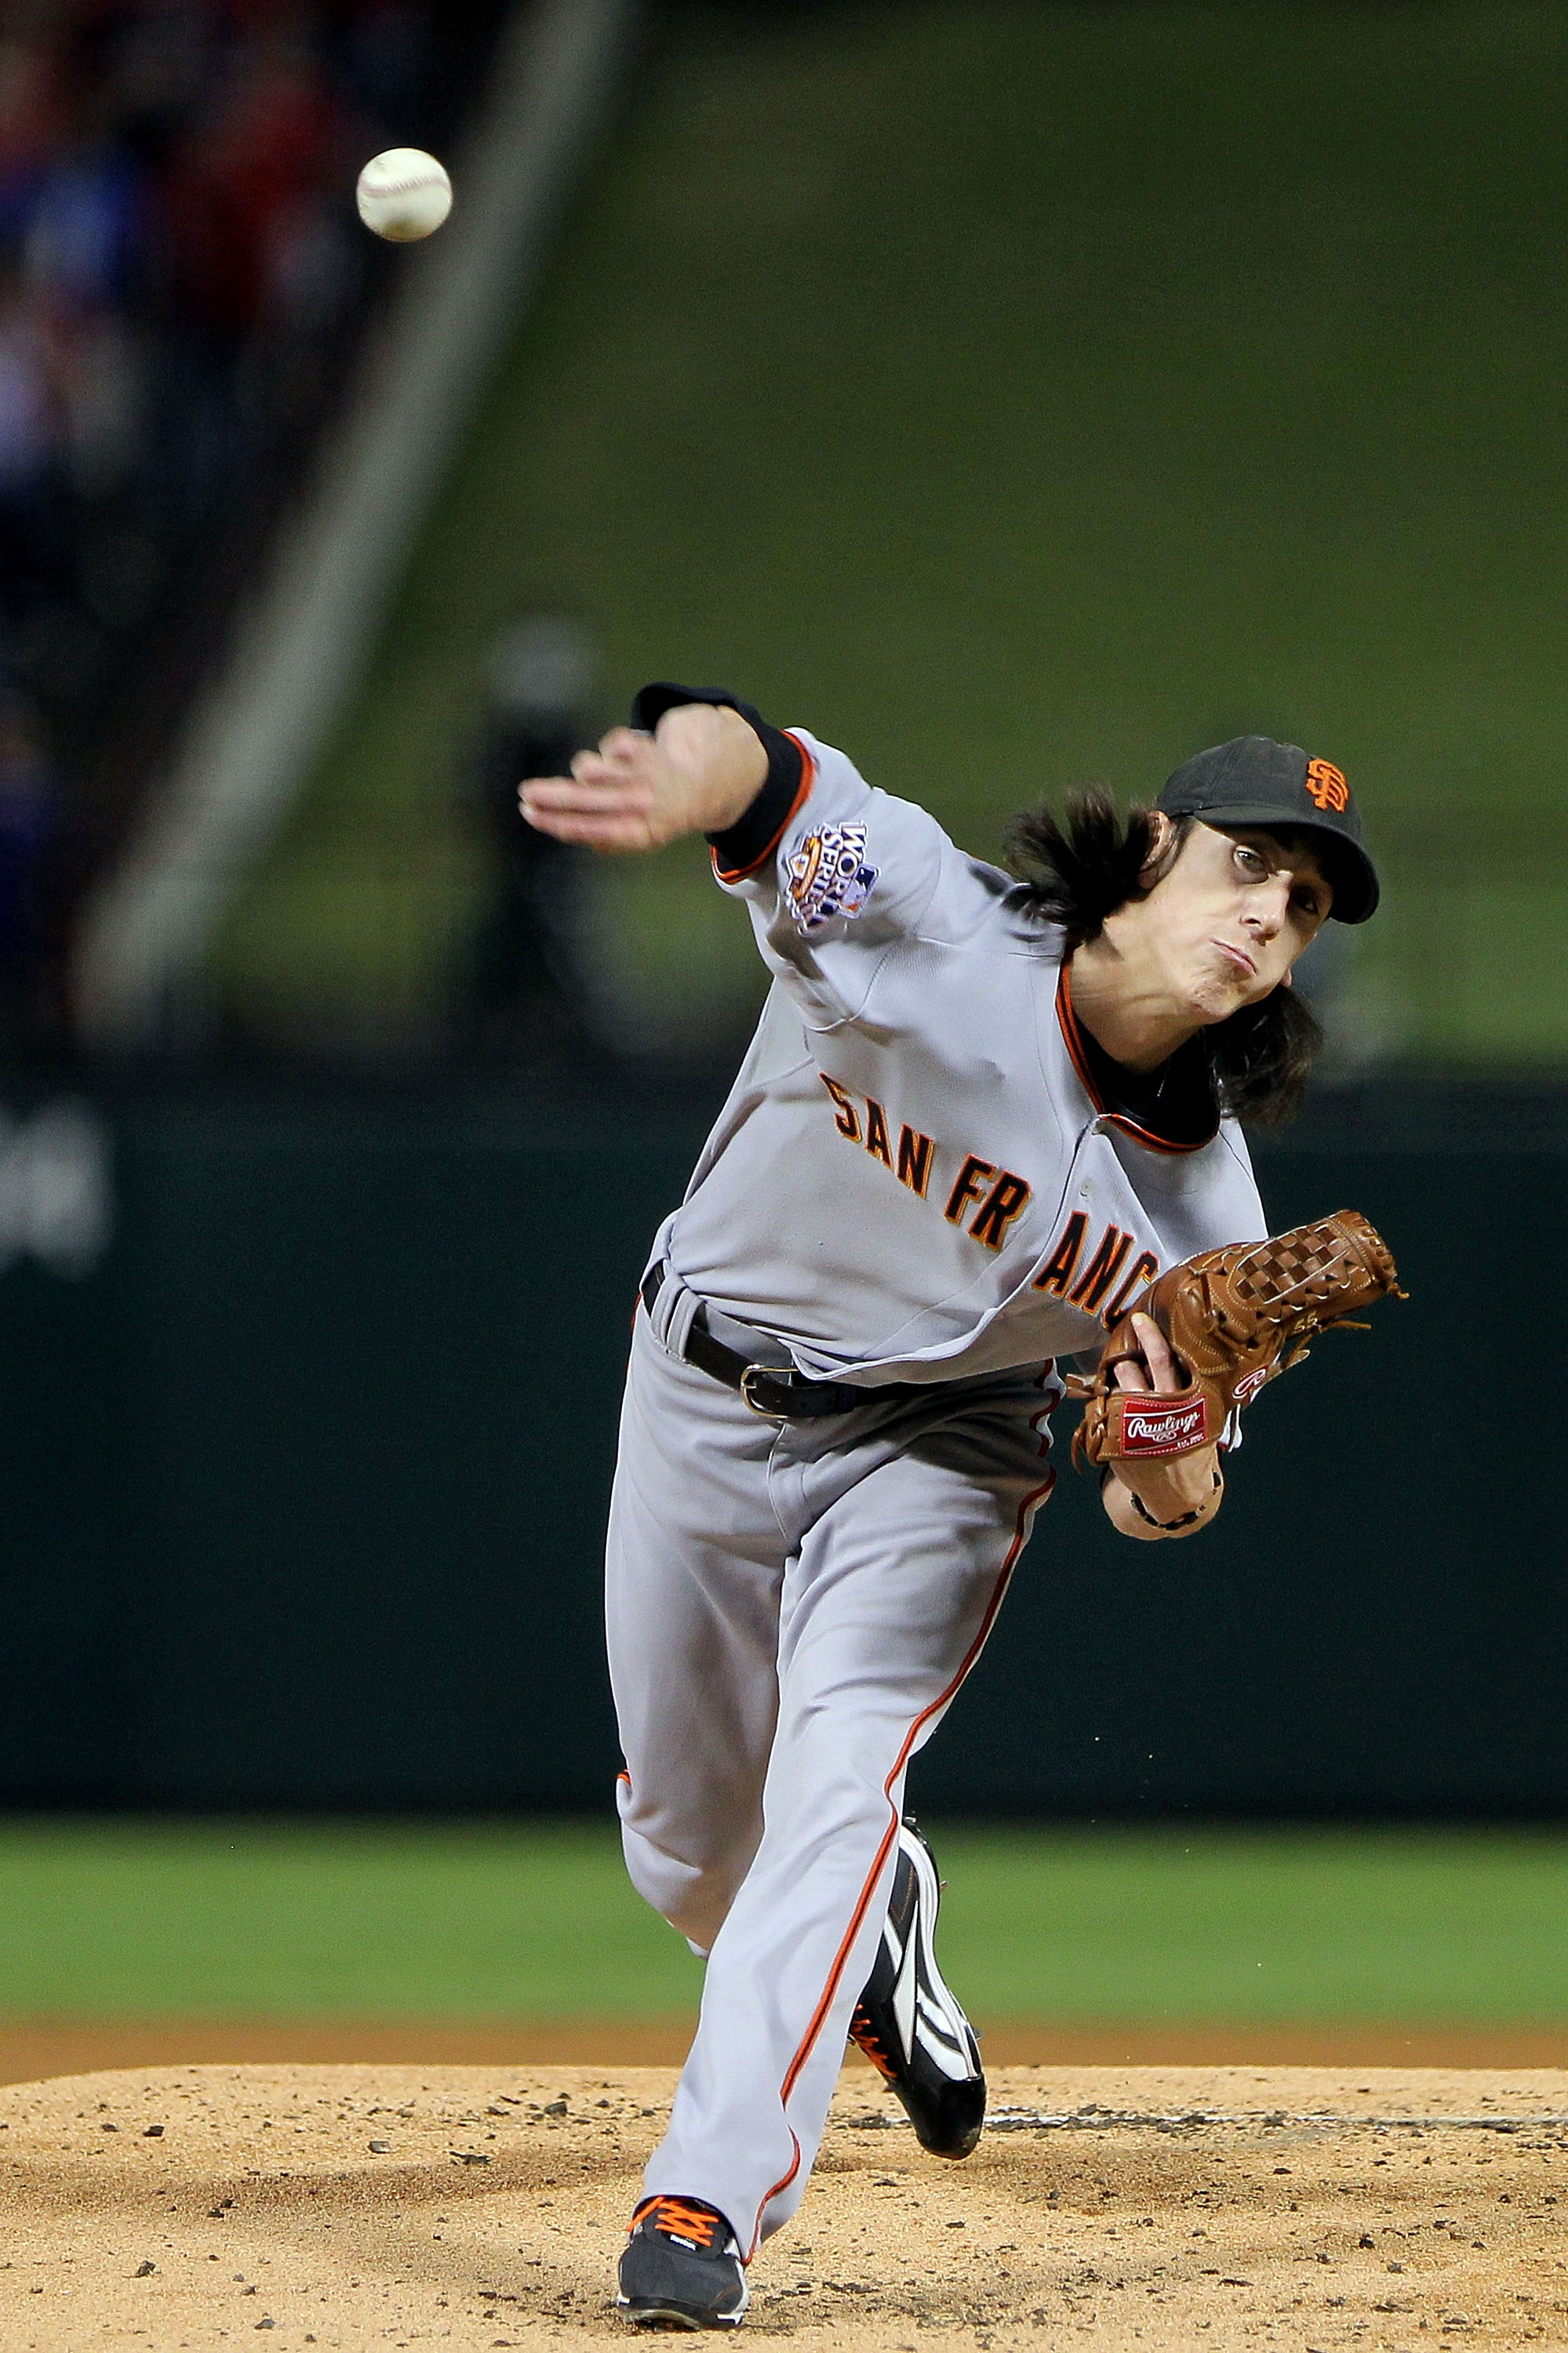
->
xmin=1006 ymin=790 xmax=1322 ymax=1127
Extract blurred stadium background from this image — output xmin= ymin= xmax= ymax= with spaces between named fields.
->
xmin=0 ymin=0 xmax=1566 ymax=2074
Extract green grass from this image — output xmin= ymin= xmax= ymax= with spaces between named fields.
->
xmin=0 ymin=1821 xmax=701 ymax=2020
xmin=2 ymin=1820 xmax=1566 ymax=2025
xmin=219 ymin=1 xmax=1568 ymax=1063
xmin=933 ymin=1827 xmax=1568 ymax=2024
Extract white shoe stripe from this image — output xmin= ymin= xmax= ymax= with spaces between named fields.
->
xmin=900 ymin=1824 xmax=981 ymax=2082
xmin=891 ymin=1925 xmax=919 ymax=2058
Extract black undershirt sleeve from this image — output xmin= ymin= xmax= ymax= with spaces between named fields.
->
xmin=630 ymin=682 xmax=805 ymax=879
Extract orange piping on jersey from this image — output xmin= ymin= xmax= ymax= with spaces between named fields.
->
xmin=710 ymin=733 xmax=817 ymax=884
xmin=1054 ymin=963 xmax=1213 ymax=1157
xmin=755 ymin=1460 xmax=1056 ymax=2256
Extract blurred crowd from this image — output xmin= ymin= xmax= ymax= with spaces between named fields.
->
xmin=0 ymin=0 xmax=452 ymax=1043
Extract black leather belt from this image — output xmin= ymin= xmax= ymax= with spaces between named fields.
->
xmin=640 ymin=1264 xmax=915 ymax=1420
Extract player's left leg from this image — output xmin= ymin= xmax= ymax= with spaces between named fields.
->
xmin=848 ymin=1811 xmax=985 ymax=2159
xmin=638 ymin=1363 xmax=1058 ymax=2259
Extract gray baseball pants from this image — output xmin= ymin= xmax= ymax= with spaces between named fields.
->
xmin=606 ymin=1280 xmax=1060 ymax=2256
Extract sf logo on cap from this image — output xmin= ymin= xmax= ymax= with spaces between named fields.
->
xmin=1305 ymin=758 xmax=1349 ymax=813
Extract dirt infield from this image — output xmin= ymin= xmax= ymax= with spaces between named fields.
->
xmin=0 ymin=2022 xmax=1564 ymax=2082
xmin=0 ymin=2064 xmax=1563 ymax=2348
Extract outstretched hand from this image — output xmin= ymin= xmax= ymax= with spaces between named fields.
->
xmin=518 ymin=705 xmax=768 ymax=854
xmin=1101 ymin=1311 xmax=1224 ymax=1540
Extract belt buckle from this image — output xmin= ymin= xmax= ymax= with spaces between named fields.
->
xmin=740 ymin=1363 xmax=788 ymax=1420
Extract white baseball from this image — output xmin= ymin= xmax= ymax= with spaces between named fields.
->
xmin=355 ymin=147 xmax=453 ymax=242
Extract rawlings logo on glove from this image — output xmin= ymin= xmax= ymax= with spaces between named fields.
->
xmin=1118 ymin=1398 xmax=1213 ymax=1456
xmin=1068 ymin=1209 xmax=1404 ymax=1472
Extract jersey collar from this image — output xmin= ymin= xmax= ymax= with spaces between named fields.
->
xmin=1054 ymin=962 xmax=1221 ymax=1156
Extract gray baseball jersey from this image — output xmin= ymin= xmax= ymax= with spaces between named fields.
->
xmin=606 ymin=711 xmax=1268 ymax=2263
xmin=662 ymin=728 xmax=1266 ymax=1380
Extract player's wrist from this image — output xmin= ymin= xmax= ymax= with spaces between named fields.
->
xmin=1101 ymin=1460 xmax=1223 ymax=1538
xmin=1127 ymin=1464 xmax=1223 ymax=1533
xmin=653 ymin=705 xmax=768 ymax=834
xmin=701 ymin=722 xmax=804 ymax=873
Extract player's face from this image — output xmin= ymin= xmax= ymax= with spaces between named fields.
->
xmin=1142 ymin=820 xmax=1333 ymax=1023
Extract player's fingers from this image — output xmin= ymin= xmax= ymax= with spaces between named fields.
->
xmin=519 ymin=802 xmax=661 ymax=851
xmin=521 ymin=814 xmax=653 ymax=849
xmin=596 ymin=726 xmax=651 ymax=760
xmin=518 ymin=791 xmax=564 ymax=835
xmin=569 ymin=746 xmax=642 ymax=785
xmin=582 ymin=732 xmax=663 ymax=785
xmin=522 ymin=773 xmax=656 ymax=816
xmin=518 ymin=780 xmax=570 ymax=828
xmin=1130 ymin=1312 xmax=1183 ymax=1392
xmin=1110 ymin=1351 xmax=1151 ymax=1393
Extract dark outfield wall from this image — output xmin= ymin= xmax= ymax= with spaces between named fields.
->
xmin=0 ymin=1075 xmax=1557 ymax=1815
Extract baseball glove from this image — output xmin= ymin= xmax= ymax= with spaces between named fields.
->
xmin=1067 ymin=1209 xmax=1403 ymax=1471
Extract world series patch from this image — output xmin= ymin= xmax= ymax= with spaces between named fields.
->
xmin=784 ymin=824 xmax=879 ymax=934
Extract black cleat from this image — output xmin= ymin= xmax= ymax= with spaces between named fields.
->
xmin=617 ymin=2194 xmax=750 ymax=2329
xmin=849 ymin=1816 xmax=986 ymax=2159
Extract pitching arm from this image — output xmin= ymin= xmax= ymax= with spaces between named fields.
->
xmin=518 ymin=700 xmax=768 ymax=852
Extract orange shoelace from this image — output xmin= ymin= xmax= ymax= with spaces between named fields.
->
xmin=635 ymin=2195 xmax=725 ymax=2251
xmin=848 ymin=2002 xmax=899 ymax=2082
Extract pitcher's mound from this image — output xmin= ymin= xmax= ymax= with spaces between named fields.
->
xmin=0 ymin=2063 xmax=1563 ymax=2348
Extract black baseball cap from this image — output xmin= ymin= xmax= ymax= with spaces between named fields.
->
xmin=1157 ymin=736 xmax=1379 ymax=923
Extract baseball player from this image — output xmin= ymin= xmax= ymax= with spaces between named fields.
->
xmin=520 ymin=690 xmax=1379 ymax=2329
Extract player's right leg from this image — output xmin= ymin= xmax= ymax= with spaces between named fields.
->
xmin=605 ymin=1301 xmax=793 ymax=1958
xmin=607 ymin=1300 xmax=796 ymax=2324
xmin=640 ymin=1362 xmax=1057 ymax=2258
